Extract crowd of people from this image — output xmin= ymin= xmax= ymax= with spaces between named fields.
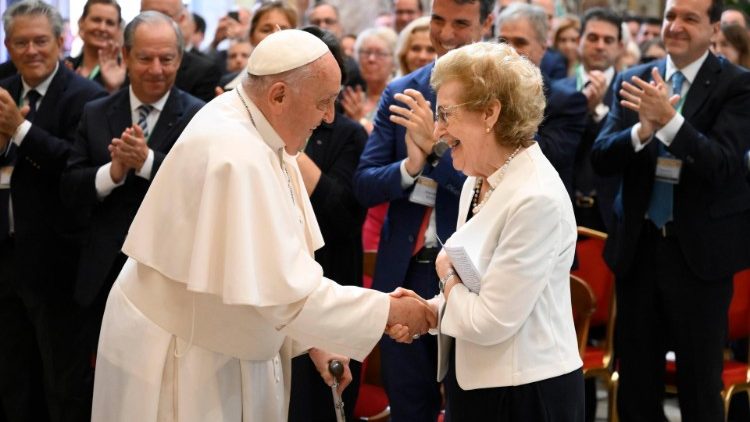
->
xmin=1 ymin=0 xmax=749 ymax=421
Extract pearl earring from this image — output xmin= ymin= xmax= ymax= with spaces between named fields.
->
xmin=486 ymin=127 xmax=491 ymax=133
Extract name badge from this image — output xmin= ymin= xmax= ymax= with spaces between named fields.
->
xmin=409 ymin=176 xmax=437 ymax=207
xmin=0 ymin=166 xmax=12 ymax=189
xmin=655 ymin=157 xmax=682 ymax=185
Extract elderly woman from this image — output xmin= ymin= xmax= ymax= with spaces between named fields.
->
xmin=391 ymin=41 xmax=584 ymax=420
xmin=340 ymin=27 xmax=397 ymax=134
xmin=395 ymin=16 xmax=436 ymax=76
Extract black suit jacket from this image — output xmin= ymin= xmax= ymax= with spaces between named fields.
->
xmin=592 ymin=54 xmax=750 ymax=280
xmin=305 ymin=112 xmax=367 ymax=288
xmin=61 ymin=86 xmax=204 ymax=305
xmin=0 ymin=64 xmax=106 ymax=294
xmin=176 ymin=50 xmax=221 ymax=103
xmin=536 ymin=75 xmax=588 ymax=196
xmin=560 ymin=74 xmax=621 ymax=232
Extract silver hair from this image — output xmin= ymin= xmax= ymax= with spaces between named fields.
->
xmin=3 ymin=0 xmax=64 ymax=39
xmin=123 ymin=11 xmax=185 ymax=55
xmin=354 ymin=27 xmax=398 ymax=63
xmin=497 ymin=3 xmax=549 ymax=45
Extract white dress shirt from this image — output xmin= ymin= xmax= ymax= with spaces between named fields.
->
xmin=94 ymin=87 xmax=170 ymax=199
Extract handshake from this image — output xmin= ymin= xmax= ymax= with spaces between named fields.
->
xmin=386 ymin=288 xmax=438 ymax=344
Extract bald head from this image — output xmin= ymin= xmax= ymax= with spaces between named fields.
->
xmin=140 ymin=0 xmax=185 ymax=24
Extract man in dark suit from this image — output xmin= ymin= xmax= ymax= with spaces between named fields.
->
xmin=562 ymin=7 xmax=624 ymax=233
xmin=0 ymin=2 xmax=107 ymax=421
xmin=591 ymin=0 xmax=750 ymax=419
xmin=61 ymin=11 xmax=203 ymax=394
xmin=353 ymin=1 xmax=493 ymax=420
xmin=496 ymin=3 xmax=587 ymax=197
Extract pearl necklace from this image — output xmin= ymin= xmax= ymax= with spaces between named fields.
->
xmin=471 ymin=145 xmax=522 ymax=215
xmin=236 ymin=89 xmax=300 ymax=216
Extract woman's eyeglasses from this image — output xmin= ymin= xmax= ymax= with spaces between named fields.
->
xmin=435 ymin=101 xmax=472 ymax=125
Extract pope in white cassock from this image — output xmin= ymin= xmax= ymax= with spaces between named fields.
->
xmin=91 ymin=30 xmax=435 ymax=421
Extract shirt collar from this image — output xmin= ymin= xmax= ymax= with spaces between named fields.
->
xmin=665 ymin=50 xmax=709 ymax=85
xmin=238 ymin=84 xmax=286 ymax=155
xmin=21 ymin=61 xmax=59 ymax=99
xmin=129 ymin=86 xmax=171 ymax=114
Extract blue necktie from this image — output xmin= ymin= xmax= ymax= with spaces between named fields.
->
xmin=137 ymin=104 xmax=154 ymax=138
xmin=647 ymin=71 xmax=684 ymax=228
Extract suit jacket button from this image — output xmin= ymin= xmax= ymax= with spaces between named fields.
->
xmin=408 ymin=235 xmax=414 ymax=242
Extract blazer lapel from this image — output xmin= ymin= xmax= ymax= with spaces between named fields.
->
xmin=32 ymin=63 xmax=69 ymax=128
xmin=107 ymin=90 xmax=132 ymax=146
xmin=148 ymin=88 xmax=183 ymax=151
xmin=681 ymin=53 xmax=720 ymax=120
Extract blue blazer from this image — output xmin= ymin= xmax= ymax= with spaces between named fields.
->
xmin=353 ymin=63 xmax=465 ymax=293
xmin=60 ymin=86 xmax=204 ymax=306
xmin=536 ymin=76 xmax=588 ymax=196
xmin=591 ymin=54 xmax=750 ymax=280
xmin=0 ymin=63 xmax=106 ymax=293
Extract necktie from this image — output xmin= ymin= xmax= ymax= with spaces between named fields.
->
xmin=137 ymin=104 xmax=154 ymax=138
xmin=646 ymin=71 xmax=684 ymax=228
xmin=25 ymin=90 xmax=41 ymax=122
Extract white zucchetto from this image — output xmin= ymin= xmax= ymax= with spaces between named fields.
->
xmin=246 ymin=29 xmax=330 ymax=76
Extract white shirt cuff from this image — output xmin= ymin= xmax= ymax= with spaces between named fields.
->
xmin=95 ymin=162 xmax=125 ymax=199
xmin=631 ymin=123 xmax=652 ymax=152
xmin=11 ymin=120 xmax=32 ymax=147
xmin=399 ymin=159 xmax=421 ymax=189
xmin=655 ymin=112 xmax=684 ymax=147
xmin=136 ymin=149 xmax=154 ymax=180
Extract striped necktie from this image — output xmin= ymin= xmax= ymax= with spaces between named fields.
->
xmin=137 ymin=104 xmax=154 ymax=138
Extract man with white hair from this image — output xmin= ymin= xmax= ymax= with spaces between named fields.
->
xmin=91 ymin=29 xmax=435 ymax=421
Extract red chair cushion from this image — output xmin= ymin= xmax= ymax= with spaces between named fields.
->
xmin=353 ymin=384 xmax=389 ymax=419
xmin=583 ymin=347 xmax=606 ymax=370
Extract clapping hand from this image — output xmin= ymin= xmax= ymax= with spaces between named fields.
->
xmin=619 ymin=67 xmax=680 ymax=143
xmin=386 ymin=287 xmax=438 ymax=343
xmin=389 ymin=89 xmax=435 ymax=176
xmin=98 ymin=40 xmax=126 ymax=93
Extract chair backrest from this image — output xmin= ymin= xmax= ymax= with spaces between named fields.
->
xmin=570 ymin=274 xmax=597 ymax=359
xmin=728 ymin=268 xmax=750 ymax=341
xmin=363 ymin=251 xmax=377 ymax=289
xmin=572 ymin=226 xmax=615 ymax=327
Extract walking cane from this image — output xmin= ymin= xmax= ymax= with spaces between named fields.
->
xmin=328 ymin=360 xmax=347 ymax=422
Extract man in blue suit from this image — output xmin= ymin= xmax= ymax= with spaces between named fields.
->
xmin=353 ymin=0 xmax=493 ymax=420
xmin=591 ymin=0 xmax=750 ymax=419
xmin=562 ymin=7 xmax=624 ymax=233
xmin=60 ymin=12 xmax=204 ymax=414
xmin=0 ymin=2 xmax=106 ymax=420
xmin=496 ymin=3 xmax=587 ymax=197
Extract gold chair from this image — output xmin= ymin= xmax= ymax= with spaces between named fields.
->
xmin=573 ymin=226 xmax=618 ymax=421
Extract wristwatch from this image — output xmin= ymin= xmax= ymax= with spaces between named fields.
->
xmin=439 ymin=269 xmax=456 ymax=293
xmin=427 ymin=140 xmax=450 ymax=167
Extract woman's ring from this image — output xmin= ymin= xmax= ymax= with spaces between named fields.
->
xmin=412 ymin=333 xmax=421 ymax=340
